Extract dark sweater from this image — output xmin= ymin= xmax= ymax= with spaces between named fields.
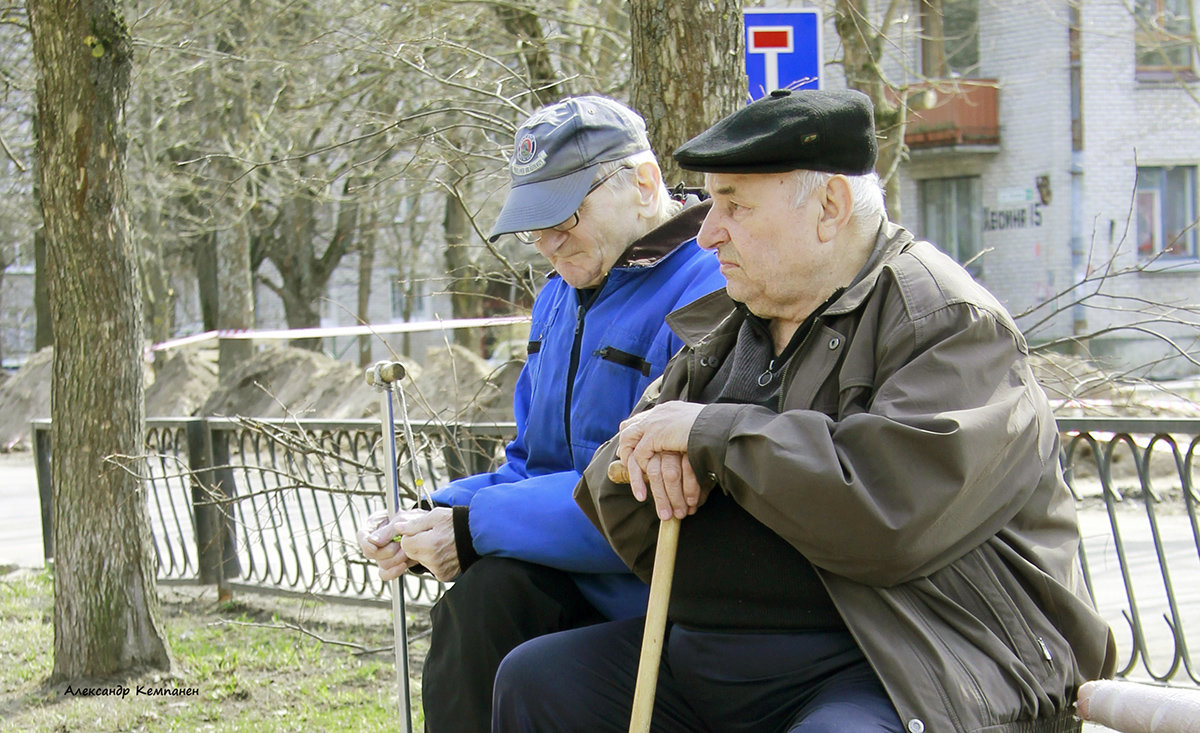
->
xmin=669 ymin=299 xmax=847 ymax=632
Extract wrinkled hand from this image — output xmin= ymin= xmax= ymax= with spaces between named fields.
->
xmin=357 ymin=507 xmax=429 ymax=582
xmin=395 ymin=508 xmax=460 ymax=582
xmin=615 ymin=401 xmax=708 ymax=520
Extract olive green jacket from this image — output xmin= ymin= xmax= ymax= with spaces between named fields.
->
xmin=575 ymin=222 xmax=1116 ymax=733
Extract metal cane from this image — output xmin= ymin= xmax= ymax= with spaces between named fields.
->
xmin=366 ymin=360 xmax=417 ymax=733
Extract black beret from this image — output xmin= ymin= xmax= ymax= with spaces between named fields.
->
xmin=674 ymin=88 xmax=877 ymax=175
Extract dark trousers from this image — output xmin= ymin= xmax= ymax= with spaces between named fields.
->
xmin=492 ymin=617 xmax=903 ymax=732
xmin=422 ymin=556 xmax=604 ymax=733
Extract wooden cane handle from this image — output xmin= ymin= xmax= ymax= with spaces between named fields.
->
xmin=628 ymin=517 xmax=680 ymax=733
xmin=608 ymin=459 xmax=630 ymax=484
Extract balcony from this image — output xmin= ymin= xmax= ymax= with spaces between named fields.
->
xmin=903 ymin=79 xmax=1000 ymax=151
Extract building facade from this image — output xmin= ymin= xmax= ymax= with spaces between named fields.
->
xmin=809 ymin=0 xmax=1200 ymax=377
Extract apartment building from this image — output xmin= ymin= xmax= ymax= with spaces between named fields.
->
xmin=811 ymin=0 xmax=1200 ymax=377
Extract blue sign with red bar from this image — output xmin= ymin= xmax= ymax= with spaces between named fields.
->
xmin=745 ymin=8 xmax=822 ymax=100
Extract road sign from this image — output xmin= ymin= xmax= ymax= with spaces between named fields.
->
xmin=745 ymin=8 xmax=822 ymax=99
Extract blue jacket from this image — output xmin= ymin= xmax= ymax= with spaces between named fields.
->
xmin=431 ymin=201 xmax=723 ymax=620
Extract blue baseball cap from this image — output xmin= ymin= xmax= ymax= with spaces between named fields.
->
xmin=489 ymin=96 xmax=652 ymax=242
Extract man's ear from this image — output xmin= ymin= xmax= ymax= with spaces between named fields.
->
xmin=633 ymin=161 xmax=663 ymax=212
xmin=817 ymin=175 xmax=853 ymax=243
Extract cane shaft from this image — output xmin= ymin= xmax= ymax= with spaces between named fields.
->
xmin=381 ymin=381 xmax=414 ymax=733
xmin=629 ymin=517 xmax=680 ymax=733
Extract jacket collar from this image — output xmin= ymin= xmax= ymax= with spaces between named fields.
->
xmin=543 ymin=198 xmax=712 ymax=281
xmin=665 ymin=219 xmax=914 ymax=347
xmin=611 ymin=198 xmax=712 ymax=269
xmin=824 ymin=219 xmax=913 ymax=317
xmin=666 ymin=289 xmax=740 ymax=348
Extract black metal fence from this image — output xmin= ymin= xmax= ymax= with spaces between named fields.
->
xmin=33 ymin=416 xmax=513 ymax=607
xmin=32 ymin=416 xmax=1200 ymax=685
xmin=1058 ymin=417 xmax=1200 ymax=685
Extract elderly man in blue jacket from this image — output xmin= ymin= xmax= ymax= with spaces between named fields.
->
xmin=357 ymin=95 xmax=723 ymax=733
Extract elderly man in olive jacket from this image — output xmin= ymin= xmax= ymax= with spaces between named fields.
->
xmin=490 ymin=89 xmax=1116 ymax=733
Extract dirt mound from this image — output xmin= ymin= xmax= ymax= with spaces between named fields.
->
xmin=1031 ymin=351 xmax=1200 ymax=418
xmin=202 ymin=346 xmax=382 ymax=420
xmin=146 ymin=346 xmax=218 ymax=417
xmin=199 ymin=344 xmax=517 ymax=424
xmin=0 ymin=345 xmax=222 ymax=451
xmin=1029 ymin=351 xmax=1120 ymax=402
xmin=11 ymin=343 xmax=1188 ymax=455
xmin=0 ymin=347 xmax=53 ymax=451
xmin=404 ymin=343 xmax=508 ymax=423
xmin=0 ymin=343 xmax=519 ymax=452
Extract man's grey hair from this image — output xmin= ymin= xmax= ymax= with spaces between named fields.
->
xmin=594 ymin=151 xmax=682 ymax=225
xmin=792 ymin=169 xmax=886 ymax=236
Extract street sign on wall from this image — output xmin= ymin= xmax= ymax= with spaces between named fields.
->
xmin=745 ymin=8 xmax=822 ymax=100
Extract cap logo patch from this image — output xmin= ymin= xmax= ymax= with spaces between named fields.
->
xmin=515 ymin=134 xmax=537 ymax=164
xmin=511 ymin=133 xmax=547 ymax=176
xmin=802 ymin=133 xmax=819 ymax=144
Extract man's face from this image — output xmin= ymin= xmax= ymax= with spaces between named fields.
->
xmin=534 ymin=178 xmax=643 ymax=289
xmin=697 ymin=172 xmax=830 ymax=320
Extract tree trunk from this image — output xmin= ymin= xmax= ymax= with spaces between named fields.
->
xmin=443 ymin=187 xmax=484 ymax=349
xmin=495 ymin=5 xmax=561 ymax=104
xmin=197 ymin=14 xmax=257 ymax=381
xmin=921 ymin=0 xmax=948 ymax=78
xmin=34 ymin=225 xmax=52 ymax=349
xmin=357 ymin=208 xmax=376 ymax=368
xmin=260 ymin=183 xmax=361 ymax=353
xmin=270 ymin=193 xmax=323 ymax=350
xmin=630 ymin=0 xmax=746 ymax=188
xmin=28 ymin=0 xmax=172 ymax=680
xmin=834 ymin=0 xmax=908 ymax=221
xmin=33 ymin=107 xmax=52 ymax=351
xmin=0 ymin=268 xmax=5 ymax=366
xmin=217 ymin=217 xmax=255 ymax=381
xmin=142 ymin=234 xmax=174 ymax=351
xmin=194 ymin=230 xmax=219 ymax=332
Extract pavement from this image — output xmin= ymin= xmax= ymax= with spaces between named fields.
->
xmin=0 ymin=451 xmax=44 ymax=570
xmin=0 ymin=451 xmax=1150 ymax=730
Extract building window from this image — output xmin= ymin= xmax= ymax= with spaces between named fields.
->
xmin=1134 ymin=0 xmax=1197 ymax=75
xmin=919 ymin=176 xmax=983 ymax=275
xmin=1136 ymin=166 xmax=1198 ymax=259
xmin=919 ymin=0 xmax=979 ymax=78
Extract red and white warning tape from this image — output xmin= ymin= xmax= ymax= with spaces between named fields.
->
xmin=149 ymin=315 xmax=532 ymax=353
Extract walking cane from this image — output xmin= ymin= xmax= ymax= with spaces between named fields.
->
xmin=366 ymin=360 xmax=421 ymax=733
xmin=607 ymin=459 xmax=681 ymax=733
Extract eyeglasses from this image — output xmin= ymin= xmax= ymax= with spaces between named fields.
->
xmin=514 ymin=213 xmax=580 ymax=245
xmin=515 ymin=165 xmax=632 ymax=244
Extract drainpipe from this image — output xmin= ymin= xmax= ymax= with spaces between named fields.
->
xmin=1069 ymin=3 xmax=1088 ymax=352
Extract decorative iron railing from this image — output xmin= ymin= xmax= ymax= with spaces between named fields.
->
xmin=1058 ymin=417 xmax=1200 ymax=685
xmin=33 ymin=416 xmax=513 ymax=607
xmin=33 ymin=416 xmax=1200 ymax=684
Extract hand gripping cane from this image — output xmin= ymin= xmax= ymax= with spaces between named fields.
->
xmin=366 ymin=360 xmax=423 ymax=733
xmin=607 ymin=459 xmax=680 ymax=733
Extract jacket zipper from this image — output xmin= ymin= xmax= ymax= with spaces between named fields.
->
xmin=775 ymin=321 xmax=820 ymax=413
xmin=564 ymin=289 xmax=600 ymax=463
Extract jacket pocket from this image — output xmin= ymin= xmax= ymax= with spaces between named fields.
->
xmin=593 ymin=346 xmax=652 ymax=376
xmin=783 ymin=324 xmax=846 ymax=415
xmin=932 ymin=546 xmax=1055 ymax=685
xmin=524 ymin=302 xmax=562 ymax=385
xmin=571 ymin=330 xmax=658 ymax=459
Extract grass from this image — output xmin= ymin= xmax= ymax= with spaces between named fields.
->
xmin=0 ymin=568 xmax=429 ymax=732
